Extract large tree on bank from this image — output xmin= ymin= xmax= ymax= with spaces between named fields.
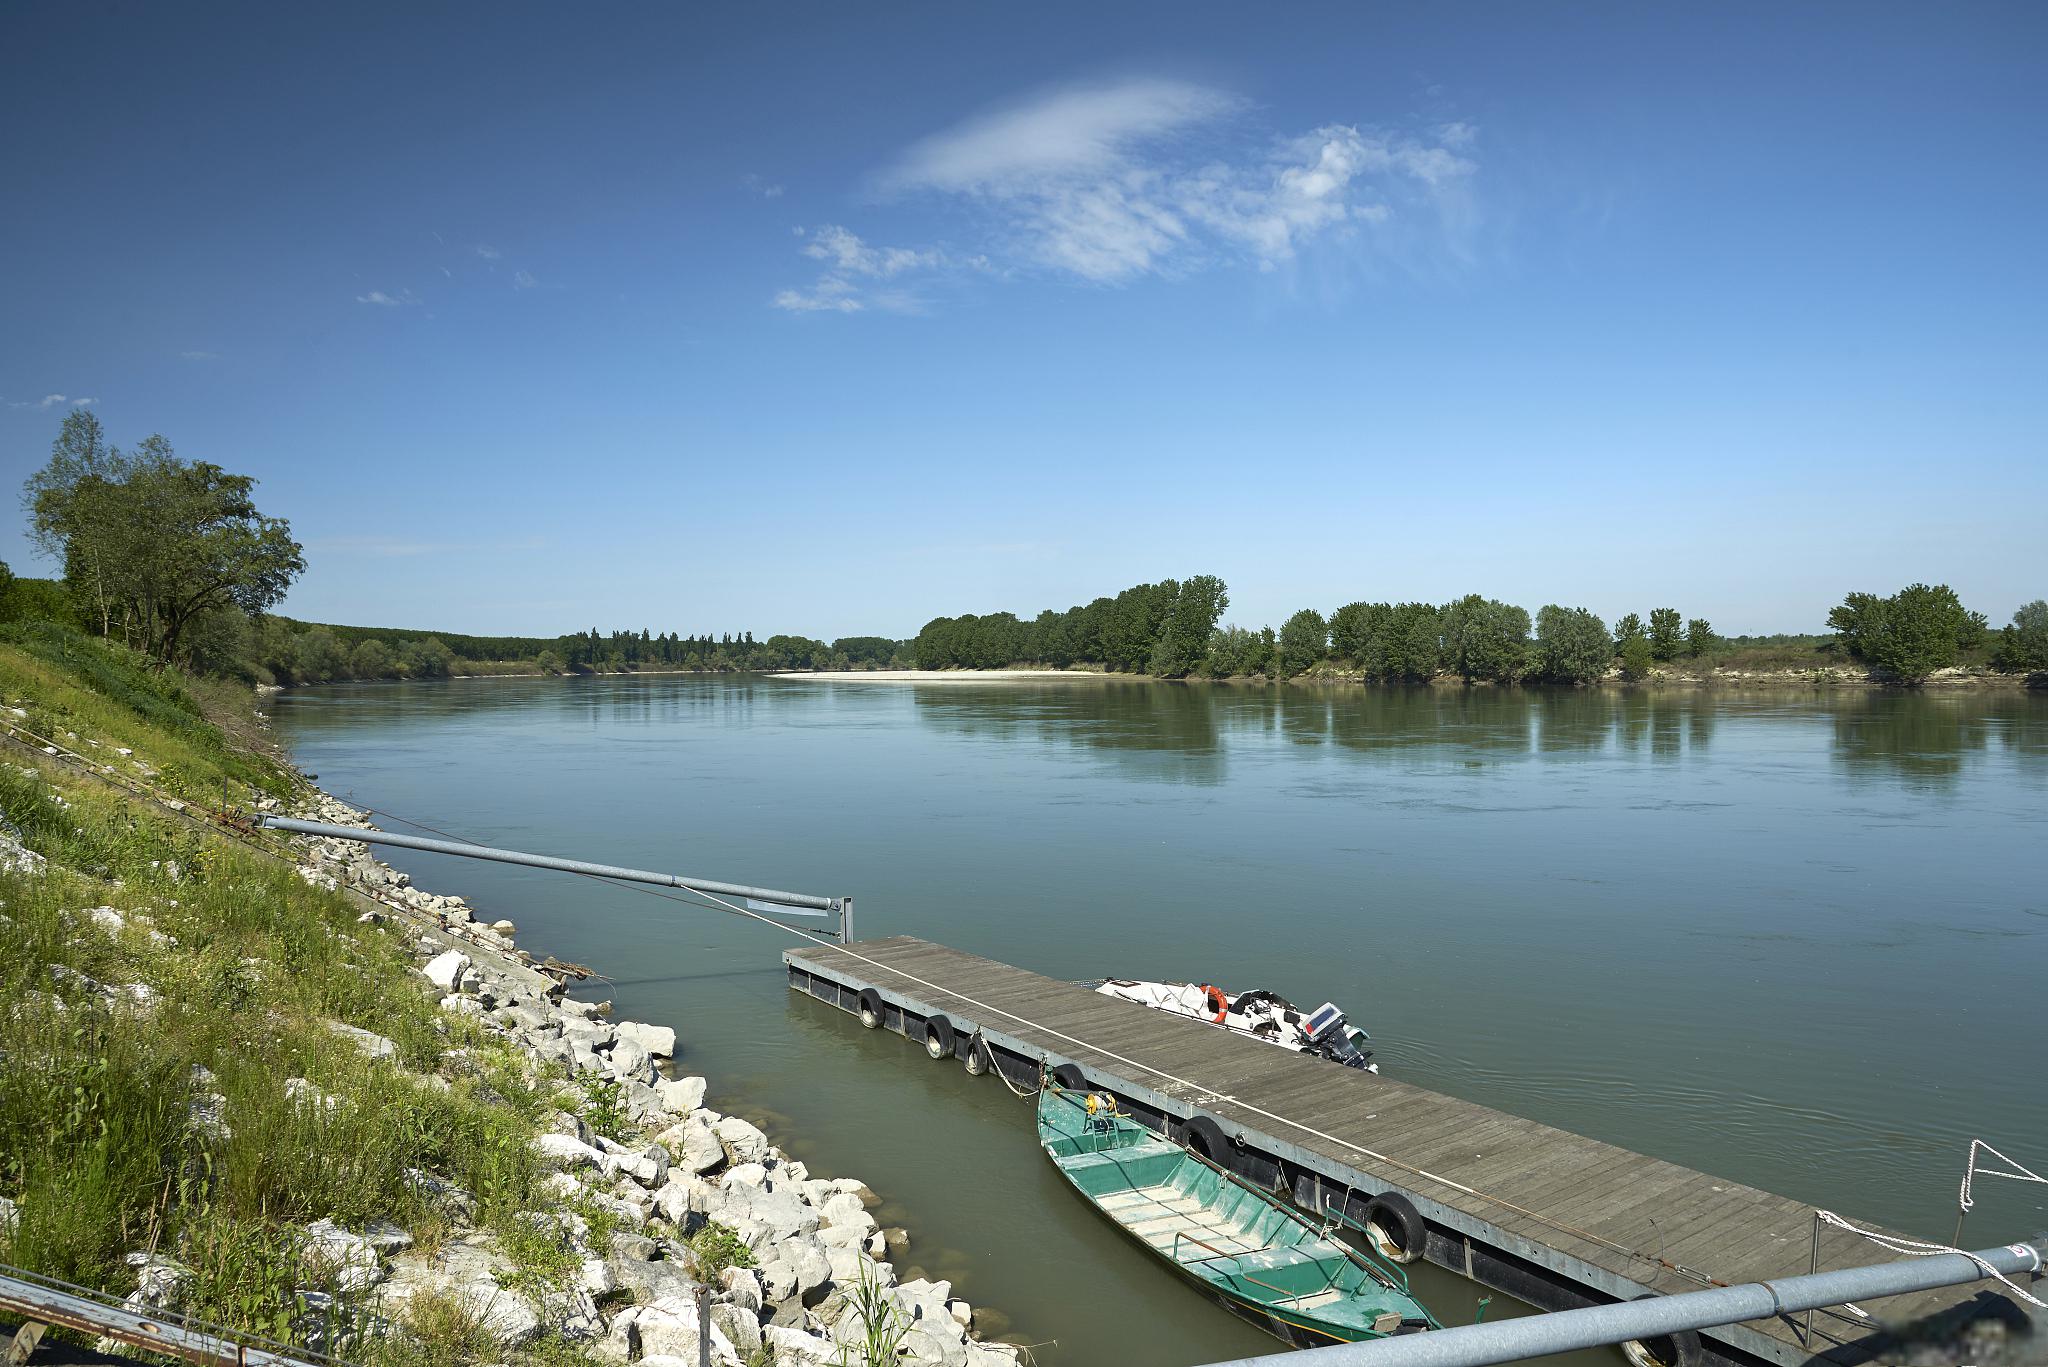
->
xmin=24 ymin=411 xmax=305 ymax=667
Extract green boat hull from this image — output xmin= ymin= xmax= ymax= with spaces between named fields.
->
xmin=1037 ymin=1087 xmax=1439 ymax=1349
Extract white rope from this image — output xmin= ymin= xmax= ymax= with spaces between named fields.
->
xmin=1815 ymin=1210 xmax=2045 ymax=1309
xmin=1960 ymin=1139 xmax=2047 ymax=1214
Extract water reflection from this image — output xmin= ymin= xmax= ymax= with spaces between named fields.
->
xmin=1827 ymin=691 xmax=2031 ymax=791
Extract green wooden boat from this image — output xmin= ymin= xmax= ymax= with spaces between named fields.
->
xmin=1038 ymin=1086 xmax=1440 ymax=1348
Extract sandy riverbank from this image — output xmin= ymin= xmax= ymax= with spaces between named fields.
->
xmin=775 ymin=669 xmax=1110 ymax=683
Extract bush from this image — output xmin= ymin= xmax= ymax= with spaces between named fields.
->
xmin=1619 ymin=635 xmax=1655 ymax=680
xmin=1648 ymin=608 xmax=1683 ymax=661
xmin=686 ymin=1220 xmax=757 ymax=1279
xmin=1830 ymin=583 xmax=1987 ymax=683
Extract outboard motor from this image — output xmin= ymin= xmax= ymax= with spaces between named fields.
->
xmin=1305 ymin=1002 xmax=1376 ymax=1071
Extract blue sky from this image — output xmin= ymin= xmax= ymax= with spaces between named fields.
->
xmin=2 ymin=3 xmax=2042 ymax=639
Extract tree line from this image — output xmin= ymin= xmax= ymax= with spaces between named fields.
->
xmin=10 ymin=414 xmax=2044 ymax=688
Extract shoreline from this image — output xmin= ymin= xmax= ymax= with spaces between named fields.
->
xmin=269 ymin=786 xmax=1021 ymax=1365
xmin=779 ymin=666 xmax=2040 ymax=692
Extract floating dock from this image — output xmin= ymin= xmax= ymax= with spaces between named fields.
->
xmin=786 ymin=936 xmax=2026 ymax=1367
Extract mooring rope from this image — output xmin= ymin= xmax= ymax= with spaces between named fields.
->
xmin=1815 ymin=1210 xmax=2045 ymax=1309
xmin=1960 ymin=1139 xmax=2047 ymax=1215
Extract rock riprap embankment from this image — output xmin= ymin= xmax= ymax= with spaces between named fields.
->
xmin=278 ymin=792 xmax=1017 ymax=1366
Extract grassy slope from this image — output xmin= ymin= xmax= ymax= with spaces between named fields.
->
xmin=0 ymin=627 xmax=585 ymax=1361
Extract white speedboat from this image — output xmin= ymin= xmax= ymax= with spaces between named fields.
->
xmin=1094 ymin=979 xmax=1378 ymax=1071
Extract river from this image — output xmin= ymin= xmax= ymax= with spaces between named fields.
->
xmin=271 ymin=675 xmax=2048 ymax=1366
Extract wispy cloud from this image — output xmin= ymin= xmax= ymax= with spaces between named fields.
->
xmin=742 ymin=173 xmax=785 ymax=199
xmin=8 ymin=394 xmax=95 ymax=409
xmin=774 ymin=76 xmax=1480 ymax=311
xmin=513 ymin=269 xmax=538 ymax=290
xmin=355 ymin=288 xmax=420 ymax=307
xmin=178 ymin=350 xmax=220 ymax=362
xmin=473 ymin=244 xmax=502 ymax=261
xmin=773 ymin=227 xmax=958 ymax=313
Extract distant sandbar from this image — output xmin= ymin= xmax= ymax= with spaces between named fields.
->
xmin=772 ymin=669 xmax=1111 ymax=683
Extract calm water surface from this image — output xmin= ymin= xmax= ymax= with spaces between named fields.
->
xmin=273 ymin=677 xmax=2048 ymax=1366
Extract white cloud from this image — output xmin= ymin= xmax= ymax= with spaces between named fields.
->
xmin=513 ymin=269 xmax=539 ymax=290
xmin=771 ymin=277 xmax=864 ymax=313
xmin=8 ymin=394 xmax=94 ymax=409
xmin=355 ymin=289 xmax=419 ymax=307
xmin=887 ymin=78 xmax=1244 ymax=192
xmin=776 ymin=76 xmax=1482 ymax=300
xmin=742 ymin=173 xmax=785 ymax=198
xmin=802 ymin=225 xmax=940 ymax=278
xmin=474 ymin=244 xmax=502 ymax=260
xmin=774 ymin=227 xmax=950 ymax=314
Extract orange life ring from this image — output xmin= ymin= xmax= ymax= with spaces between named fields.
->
xmin=1199 ymin=984 xmax=1228 ymax=1023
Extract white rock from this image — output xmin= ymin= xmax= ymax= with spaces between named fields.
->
xmin=300 ymin=1218 xmax=383 ymax=1295
xmin=87 ymin=906 xmax=125 ymax=933
xmin=615 ymin=1020 xmax=677 ymax=1058
xmin=604 ymin=1035 xmax=655 ymax=1084
xmin=713 ymin=1115 xmax=770 ymax=1165
xmin=323 ymin=1019 xmax=397 ymax=1061
xmin=380 ymin=1237 xmax=539 ymax=1346
xmin=533 ymin=1133 xmax=616 ymax=1176
xmin=635 ymin=1294 xmax=741 ymax=1363
xmin=658 ymin=1075 xmax=707 ymax=1114
xmin=421 ymin=949 xmax=470 ymax=991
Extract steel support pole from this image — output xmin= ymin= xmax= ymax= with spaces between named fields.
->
xmin=1195 ymin=1240 xmax=2045 ymax=1367
xmin=260 ymin=816 xmax=838 ymax=910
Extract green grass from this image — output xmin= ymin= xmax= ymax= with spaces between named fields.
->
xmin=0 ymin=621 xmax=297 ymax=800
xmin=0 ymin=634 xmax=582 ymax=1362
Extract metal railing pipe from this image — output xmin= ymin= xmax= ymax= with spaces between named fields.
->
xmin=1194 ymin=1239 xmax=2045 ymax=1367
xmin=259 ymin=816 xmax=840 ymax=911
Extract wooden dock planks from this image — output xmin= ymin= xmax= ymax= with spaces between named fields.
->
xmin=787 ymin=936 xmax=2003 ymax=1365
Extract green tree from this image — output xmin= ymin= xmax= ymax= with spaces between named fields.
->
xmin=350 ymin=638 xmax=395 ymax=679
xmin=1684 ymin=618 xmax=1716 ymax=658
xmin=1847 ymin=583 xmax=1988 ymax=682
xmin=1328 ymin=601 xmax=1388 ymax=663
xmin=1440 ymin=594 xmax=1530 ymax=683
xmin=1618 ymin=634 xmax=1655 ymax=681
xmin=1647 ymin=608 xmax=1683 ymax=661
xmin=1612 ymin=613 xmax=1645 ymax=652
xmin=406 ymin=636 xmax=456 ymax=678
xmin=534 ymin=648 xmax=565 ymax=675
xmin=1276 ymin=609 xmax=1328 ymax=677
xmin=1533 ymin=606 xmax=1611 ymax=684
xmin=1993 ymin=600 xmax=2048 ymax=672
xmin=287 ymin=627 xmax=349 ymax=683
xmin=24 ymin=413 xmax=304 ymax=666
xmin=1825 ymin=592 xmax=1885 ymax=659
xmin=1150 ymin=575 xmax=1228 ymax=678
xmin=1362 ymin=602 xmax=1442 ymax=682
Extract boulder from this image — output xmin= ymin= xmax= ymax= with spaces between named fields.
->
xmin=712 ymin=1115 xmax=770 ymax=1165
xmin=323 ymin=1019 xmax=397 ymax=1061
xmin=299 ymin=1218 xmax=383 ymax=1295
xmin=380 ymin=1237 xmax=539 ymax=1346
xmin=615 ymin=1020 xmax=677 ymax=1058
xmin=534 ymin=1133 xmax=616 ymax=1176
xmin=633 ymin=1293 xmax=740 ymax=1364
xmin=421 ymin=949 xmax=470 ymax=991
xmin=657 ymin=1075 xmax=707 ymax=1114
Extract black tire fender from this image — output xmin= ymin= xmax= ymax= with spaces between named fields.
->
xmin=923 ymin=1014 xmax=956 ymax=1060
xmin=964 ymin=1036 xmax=991 ymax=1075
xmin=1181 ymin=1115 xmax=1229 ymax=1164
xmin=1050 ymin=1063 xmax=1087 ymax=1091
xmin=1361 ymin=1192 xmax=1427 ymax=1265
xmin=857 ymin=989 xmax=884 ymax=1029
xmin=1620 ymin=1296 xmax=1705 ymax=1367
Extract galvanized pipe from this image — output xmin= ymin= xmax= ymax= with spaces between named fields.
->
xmin=260 ymin=816 xmax=840 ymax=911
xmin=1196 ymin=1239 xmax=2045 ymax=1367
